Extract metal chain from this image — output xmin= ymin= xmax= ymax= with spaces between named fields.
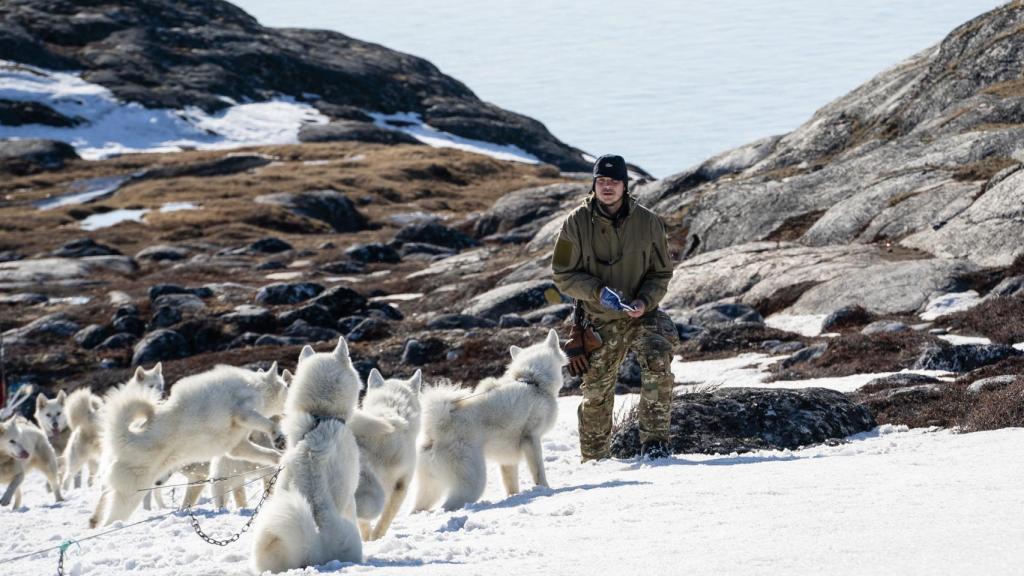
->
xmin=186 ymin=467 xmax=281 ymax=546
xmin=56 ymin=548 xmax=64 ymax=576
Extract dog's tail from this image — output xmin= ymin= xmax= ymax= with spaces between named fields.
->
xmin=251 ymin=489 xmax=362 ymax=572
xmin=419 ymin=383 xmax=472 ymax=438
xmin=65 ymin=388 xmax=102 ymax=430
xmin=99 ymin=383 xmax=159 ymax=453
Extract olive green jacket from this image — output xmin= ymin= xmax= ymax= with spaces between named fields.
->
xmin=551 ymin=194 xmax=673 ymax=321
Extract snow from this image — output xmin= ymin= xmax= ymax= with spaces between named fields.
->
xmin=764 ymin=313 xmax=827 ymax=337
xmin=3 ymin=396 xmax=1024 ymax=575
xmin=1015 ymin=342 xmax=1024 ymax=352
xmin=670 ymin=353 xmax=952 ymax=393
xmin=919 ymin=290 xmax=982 ymax=321
xmin=79 ymin=209 xmax=148 ymax=230
xmin=370 ymin=112 xmax=540 ymax=164
xmin=159 ymin=202 xmax=199 ymax=213
xmin=938 ymin=334 xmax=991 ymax=346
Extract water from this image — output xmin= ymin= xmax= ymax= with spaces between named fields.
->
xmin=232 ymin=1 xmax=1002 ymax=177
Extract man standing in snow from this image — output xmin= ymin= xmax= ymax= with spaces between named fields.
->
xmin=551 ymin=154 xmax=677 ymax=461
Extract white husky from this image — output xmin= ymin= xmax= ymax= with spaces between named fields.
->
xmin=353 ymin=368 xmax=422 ymax=540
xmin=0 ymin=417 xmax=64 ymax=508
xmin=90 ymin=363 xmax=288 ymax=527
xmin=414 ymin=329 xmax=567 ymax=511
xmin=251 ymin=338 xmax=373 ymax=573
xmin=34 ymin=390 xmax=69 ymax=459
xmin=61 ymin=387 xmax=104 ymax=490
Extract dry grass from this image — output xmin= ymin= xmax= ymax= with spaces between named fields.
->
xmin=935 ymin=294 xmax=1024 ymax=344
xmin=951 ymin=155 xmax=1019 ymax=181
xmin=770 ymin=330 xmax=940 ymax=381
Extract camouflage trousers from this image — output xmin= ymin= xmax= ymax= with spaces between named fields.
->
xmin=577 ymin=309 xmax=677 ymax=461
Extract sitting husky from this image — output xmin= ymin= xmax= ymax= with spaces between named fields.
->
xmin=34 ymin=390 xmax=69 ymax=461
xmin=251 ymin=338 xmax=373 ymax=573
xmin=90 ymin=363 xmax=288 ymax=527
xmin=0 ymin=417 xmax=64 ymax=508
xmin=414 ymin=329 xmax=567 ymax=511
xmin=61 ymin=387 xmax=104 ymax=490
xmin=353 ymin=368 xmax=422 ymax=541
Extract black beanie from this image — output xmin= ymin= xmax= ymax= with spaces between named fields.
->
xmin=591 ymin=154 xmax=629 ymax=192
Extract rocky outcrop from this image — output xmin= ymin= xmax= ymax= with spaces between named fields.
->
xmin=610 ymin=387 xmax=876 ymax=457
xmin=472 ymin=183 xmax=587 ymax=242
xmin=255 ymin=190 xmax=369 ymax=233
xmin=298 ymin=121 xmax=421 ymax=145
xmin=0 ymin=0 xmax=591 ymax=171
xmin=0 ymin=138 xmax=78 ymax=174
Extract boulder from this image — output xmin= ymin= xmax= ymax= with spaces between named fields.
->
xmin=51 ymin=238 xmax=122 ymax=258
xmin=297 ymin=121 xmax=421 ymax=145
xmin=74 ymin=324 xmax=110 ymax=349
xmin=152 ymin=293 xmax=206 ymax=313
xmin=247 ymin=238 xmax=293 ymax=254
xmin=3 ymin=313 xmax=80 ymax=345
xmin=461 ymin=279 xmax=555 ymax=320
xmin=426 ymin=314 xmax=497 ymax=331
xmin=522 ymin=304 xmax=573 ymax=325
xmin=781 ymin=343 xmax=829 ymax=368
xmin=401 ymin=337 xmax=448 ymax=365
xmin=347 ymin=318 xmax=390 ymax=342
xmin=132 ymin=329 xmax=189 ymax=366
xmin=989 ymin=275 xmax=1024 ymax=298
xmin=860 ymin=320 xmax=910 ymax=335
xmin=472 ymin=183 xmax=587 ymax=240
xmin=255 ymin=190 xmax=369 ymax=233
xmin=393 ymin=222 xmax=479 ymax=251
xmin=135 ymin=244 xmax=190 ymax=262
xmin=0 ymin=256 xmax=137 ymax=285
xmin=399 ymin=242 xmax=457 ymax=259
xmin=856 ymin=372 xmax=943 ymax=393
xmin=968 ymin=375 xmax=1019 ymax=395
xmin=255 ymin=282 xmax=325 ymax=306
xmin=336 ymin=316 xmax=367 ymax=335
xmin=345 ymin=243 xmax=400 ymax=264
xmin=609 ymin=387 xmax=876 ymax=457
xmin=0 ymin=293 xmax=48 ymax=306
xmin=311 ymin=286 xmax=367 ymax=317
xmin=821 ymin=305 xmax=873 ymax=331
xmin=254 ymin=334 xmax=307 ymax=347
xmin=220 ymin=305 xmax=277 ymax=334
xmin=319 ymin=260 xmax=366 ymax=275
xmin=138 ymin=155 xmax=271 ymax=180
xmin=111 ymin=315 xmax=146 ymax=337
xmin=277 ymin=303 xmax=335 ymax=329
xmin=150 ymin=305 xmax=182 ymax=329
xmin=282 ymin=320 xmax=341 ymax=343
xmin=0 ymin=98 xmax=79 ymax=127
xmin=913 ymin=343 xmax=1022 ymax=372
xmin=0 ymin=139 xmax=78 ymax=175
xmin=96 ymin=332 xmax=138 ymax=350
xmin=366 ymin=302 xmax=404 ymax=321
xmin=687 ymin=303 xmax=764 ymax=327
xmin=498 ymin=314 xmax=529 ymax=329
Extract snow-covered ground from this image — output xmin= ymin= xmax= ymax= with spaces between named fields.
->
xmin=2 ymin=395 xmax=1023 ymax=576
xmin=0 ymin=61 xmax=538 ymax=164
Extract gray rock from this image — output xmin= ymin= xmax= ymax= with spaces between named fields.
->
xmin=496 ymin=253 xmax=553 ymax=286
xmin=277 ymin=303 xmax=336 ymax=329
xmin=226 ymin=332 xmax=263 ymax=350
xmin=220 ymin=305 xmax=277 ymax=334
xmin=0 ymin=256 xmax=137 ymax=285
xmin=150 ymin=305 xmax=182 ymax=329
xmin=0 ymin=138 xmax=78 ymax=174
xmin=282 ymin=320 xmax=341 ymax=343
xmin=96 ymin=332 xmax=138 ymax=350
xmin=426 ymin=314 xmax=497 ymax=331
xmin=498 ymin=314 xmax=529 ymax=329
xmin=821 ymin=305 xmax=873 ymax=331
xmin=763 ymin=340 xmax=805 ymax=355
xmin=51 ymin=238 xmax=122 ymax=258
xmin=111 ymin=315 xmax=146 ymax=336
xmin=246 ymin=238 xmax=293 ymax=254
xmin=366 ymin=302 xmax=403 ymax=321
xmin=522 ymin=304 xmax=572 ymax=325
xmin=312 ymin=286 xmax=368 ymax=317
xmin=968 ymin=375 xmax=1019 ymax=395
xmin=401 ymin=338 xmax=447 ymax=365
xmin=858 ymin=372 xmax=942 ymax=392
xmin=610 ymin=387 xmax=876 ymax=457
xmin=989 ymin=275 xmax=1024 ymax=298
xmin=3 ymin=313 xmax=81 ymax=345
xmin=132 ymin=329 xmax=189 ymax=366
xmin=393 ymin=222 xmax=479 ymax=251
xmin=399 ymin=242 xmax=457 ymax=259
xmin=472 ymin=183 xmax=587 ymax=241
xmin=255 ymin=190 xmax=369 ymax=233
xmin=137 ymin=155 xmax=271 ymax=180
xmin=0 ymin=293 xmax=48 ymax=306
xmin=781 ymin=343 xmax=829 ymax=368
xmin=860 ymin=320 xmax=910 ymax=335
xmin=0 ymin=98 xmax=79 ymax=127
xmin=135 ymin=244 xmax=189 ymax=262
xmin=74 ymin=324 xmax=110 ymax=349
xmin=347 ymin=318 xmax=390 ymax=342
xmin=345 ymin=243 xmax=400 ymax=264
xmin=687 ymin=302 xmax=764 ymax=327
xmin=337 ymin=316 xmax=367 ymax=335
xmin=913 ymin=343 xmax=1022 ymax=372
xmin=297 ymin=121 xmax=421 ymax=145
xmin=255 ymin=282 xmax=325 ymax=306
xmin=152 ymin=293 xmax=206 ymax=313
xmin=149 ymin=284 xmax=189 ymax=301
xmin=319 ymin=260 xmax=366 ymax=275
xmin=461 ymin=279 xmax=555 ymax=321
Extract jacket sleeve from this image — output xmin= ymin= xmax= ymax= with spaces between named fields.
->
xmin=636 ymin=215 xmax=674 ymax=309
xmin=551 ymin=217 xmax=603 ymax=303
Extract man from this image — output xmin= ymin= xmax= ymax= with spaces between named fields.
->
xmin=551 ymin=154 xmax=677 ymax=461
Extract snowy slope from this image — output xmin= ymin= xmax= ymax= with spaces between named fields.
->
xmin=0 ymin=61 xmax=538 ymax=164
xmin=2 ymin=394 xmax=1022 ymax=576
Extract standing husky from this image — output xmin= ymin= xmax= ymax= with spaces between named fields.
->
xmin=353 ymin=368 xmax=422 ymax=540
xmin=61 ymin=387 xmax=104 ymax=490
xmin=414 ymin=329 xmax=567 ymax=511
xmin=251 ymin=338 xmax=371 ymax=573
xmin=0 ymin=417 xmax=64 ymax=508
xmin=34 ymin=390 xmax=69 ymax=459
xmin=91 ymin=363 xmax=288 ymax=527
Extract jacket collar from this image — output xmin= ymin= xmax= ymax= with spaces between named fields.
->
xmin=587 ymin=193 xmax=636 ymax=226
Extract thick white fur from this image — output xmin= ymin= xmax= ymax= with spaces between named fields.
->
xmin=353 ymin=368 xmax=422 ymax=540
xmin=414 ymin=329 xmax=567 ymax=511
xmin=250 ymin=338 xmax=364 ymax=573
xmin=90 ymin=363 xmax=287 ymax=527
xmin=34 ymin=389 xmax=69 ymax=458
xmin=61 ymin=387 xmax=104 ymax=490
xmin=0 ymin=417 xmax=63 ymax=508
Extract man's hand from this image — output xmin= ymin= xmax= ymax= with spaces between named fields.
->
xmin=626 ymin=299 xmax=646 ymax=319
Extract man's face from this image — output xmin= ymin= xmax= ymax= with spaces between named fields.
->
xmin=594 ymin=176 xmax=625 ymax=206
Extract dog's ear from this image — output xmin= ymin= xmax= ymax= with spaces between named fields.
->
xmin=545 ymin=328 xmax=560 ymax=350
xmin=281 ymin=369 xmax=293 ymax=386
xmin=266 ymin=362 xmax=279 ymax=383
xmin=56 ymin=389 xmax=67 ymax=403
xmin=509 ymin=345 xmax=523 ymax=360
xmin=133 ymin=366 xmax=146 ymax=383
xmin=410 ymin=369 xmax=422 ymax=393
xmin=333 ymin=337 xmax=350 ymax=360
xmin=152 ymin=362 xmax=163 ymax=376
xmin=299 ymin=345 xmax=316 ymax=362
xmin=35 ymin=393 xmax=46 ymax=412
xmin=367 ymin=369 xmax=385 ymax=390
